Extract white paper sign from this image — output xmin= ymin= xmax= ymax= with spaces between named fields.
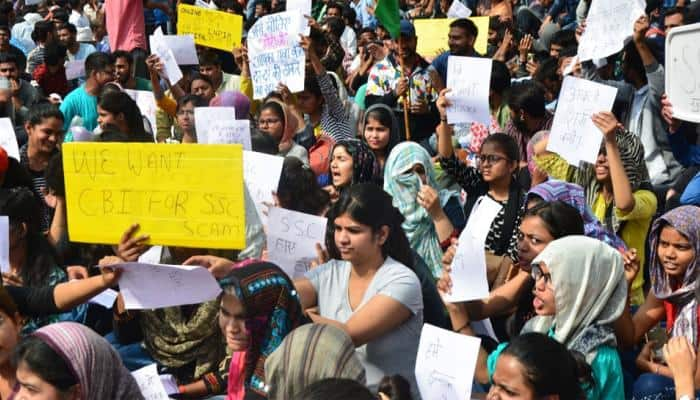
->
xmin=446 ymin=56 xmax=492 ymax=125
xmin=0 ymin=216 xmax=8 ymax=274
xmin=577 ymin=0 xmax=646 ymax=61
xmin=149 ymin=34 xmax=198 ymax=65
xmin=547 ymin=76 xmax=618 ymax=166
xmin=243 ymin=150 xmax=285 ymax=224
xmin=160 ymin=375 xmax=179 ymax=395
xmin=88 ymin=288 xmax=118 ymax=308
xmin=132 ymin=364 xmax=171 ymax=400
xmin=124 ymin=89 xmax=158 ymax=140
xmin=665 ymin=22 xmax=700 ymax=123
xmin=415 ymin=324 xmax=481 ymax=400
xmin=198 ymin=119 xmax=252 ymax=150
xmin=443 ymin=195 xmax=501 ymax=303
xmin=248 ymin=11 xmax=306 ymax=99
xmin=447 ymin=0 xmax=472 ymax=18
xmin=65 ymin=59 xmax=86 ymax=80
xmin=286 ymin=0 xmax=312 ymax=18
xmin=117 ymin=262 xmax=222 ymax=309
xmin=0 ymin=118 xmax=19 ymax=160
xmin=267 ymin=207 xmax=327 ymax=278
xmin=150 ymin=27 xmax=183 ymax=84
xmin=138 ymin=245 xmax=163 ymax=265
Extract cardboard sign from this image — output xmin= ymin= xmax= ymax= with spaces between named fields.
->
xmin=177 ymin=4 xmax=243 ymax=51
xmin=665 ymin=22 xmax=700 ymax=123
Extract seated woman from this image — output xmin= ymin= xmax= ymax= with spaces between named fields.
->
xmin=534 ymin=112 xmax=657 ymax=306
xmin=258 ymin=100 xmax=309 ymax=165
xmin=217 ymin=262 xmax=305 ymax=398
xmin=0 ymin=187 xmax=87 ymax=334
xmin=488 ymin=332 xmax=593 ymax=400
xmin=450 ymin=236 xmax=628 ymax=399
xmin=360 ymin=104 xmax=400 ymax=171
xmin=265 ymin=324 xmax=366 ymax=399
xmin=96 ymin=91 xmax=152 ymax=142
xmin=384 ymin=141 xmax=465 ymax=279
xmin=329 ymin=139 xmax=382 ymax=201
xmin=294 ymin=184 xmax=423 ymax=395
xmin=13 ymin=322 xmax=143 ymax=399
xmin=613 ymin=206 xmax=700 ymax=400
xmin=437 ymin=92 xmax=524 ymax=267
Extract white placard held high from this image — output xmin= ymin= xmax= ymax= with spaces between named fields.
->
xmin=577 ymin=0 xmax=646 ymax=61
xmin=415 ymin=324 xmax=481 ymax=400
xmin=665 ymin=22 xmax=700 ymax=123
xmin=198 ymin=119 xmax=252 ymax=150
xmin=0 ymin=118 xmax=19 ymax=160
xmin=150 ymin=27 xmax=183 ymax=84
xmin=65 ymin=59 xmax=86 ymax=80
xmin=248 ymin=11 xmax=306 ymax=99
xmin=149 ymin=34 xmax=198 ymax=65
xmin=243 ymin=150 xmax=285 ymax=224
xmin=447 ymin=0 xmax=472 ymax=18
xmin=124 ymin=90 xmax=158 ymax=141
xmin=446 ymin=56 xmax=492 ymax=125
xmin=194 ymin=106 xmax=237 ymax=141
xmin=0 ymin=216 xmax=9 ymax=274
xmin=267 ymin=207 xmax=327 ymax=278
xmin=117 ymin=262 xmax=222 ymax=309
xmin=547 ymin=76 xmax=618 ymax=166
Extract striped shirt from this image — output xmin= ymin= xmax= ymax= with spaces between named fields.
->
xmin=310 ymin=72 xmax=353 ymax=142
xmin=19 ymin=144 xmax=54 ymax=231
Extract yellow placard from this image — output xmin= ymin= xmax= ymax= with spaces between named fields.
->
xmin=63 ymin=143 xmax=246 ymax=250
xmin=414 ymin=16 xmax=489 ymax=60
xmin=177 ymin=4 xmax=243 ymax=52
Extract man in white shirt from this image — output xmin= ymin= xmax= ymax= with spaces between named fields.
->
xmin=57 ymin=23 xmax=96 ymax=62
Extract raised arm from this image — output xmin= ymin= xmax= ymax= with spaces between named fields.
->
xmin=592 ymin=112 xmax=635 ymax=213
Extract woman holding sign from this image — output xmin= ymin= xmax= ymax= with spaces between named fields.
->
xmin=293 ymin=183 xmax=423 ymax=396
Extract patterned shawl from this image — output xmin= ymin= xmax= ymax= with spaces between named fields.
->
xmin=219 ymin=262 xmax=305 ymax=399
xmin=527 ymin=180 xmax=627 ymax=251
xmin=33 ymin=322 xmax=144 ymax=400
xmin=332 ymin=139 xmax=383 ymax=187
xmin=524 ymin=236 xmax=627 ymax=364
xmin=383 ymin=142 xmax=459 ymax=278
xmin=264 ymin=324 xmax=366 ymax=399
xmin=650 ymin=206 xmax=700 ymax=348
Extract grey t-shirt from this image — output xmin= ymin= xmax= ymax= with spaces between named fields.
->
xmin=305 ymin=257 xmax=423 ymax=396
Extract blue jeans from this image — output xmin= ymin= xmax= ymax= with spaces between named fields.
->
xmin=105 ymin=332 xmax=156 ymax=372
xmin=632 ymin=373 xmax=700 ymax=400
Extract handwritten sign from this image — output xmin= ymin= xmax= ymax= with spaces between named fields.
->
xmin=267 ymin=207 xmax=327 ymax=278
xmin=132 ymin=364 xmax=172 ymax=400
xmin=248 ymin=11 xmax=306 ymax=99
xmin=0 ymin=118 xmax=19 ymax=160
xmin=447 ymin=0 xmax=471 ymax=18
xmin=148 ymin=34 xmax=198 ymax=65
xmin=243 ymin=150 xmax=284 ymax=224
xmin=0 ymin=216 xmax=8 ymax=274
xmin=88 ymin=288 xmax=118 ymax=308
xmin=65 ymin=59 xmax=85 ymax=80
xmin=446 ymin=56 xmax=491 ymax=125
xmin=547 ymin=76 xmax=618 ymax=165
xmin=666 ymin=22 xmax=700 ymax=123
xmin=443 ymin=195 xmax=500 ymax=303
xmin=151 ymin=27 xmax=183 ymax=84
xmin=117 ymin=262 xmax=222 ymax=309
xmin=414 ymin=16 xmax=489 ymax=59
xmin=62 ymin=143 xmax=246 ymax=249
xmin=177 ymin=4 xmax=243 ymax=51
xmin=194 ymin=107 xmax=251 ymax=149
xmin=578 ymin=0 xmax=645 ymax=61
xmin=286 ymin=0 xmax=312 ymax=18
xmin=415 ymin=324 xmax=481 ymax=400
xmin=124 ymin=89 xmax=157 ymax=140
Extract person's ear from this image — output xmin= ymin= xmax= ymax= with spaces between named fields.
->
xmin=376 ymin=225 xmax=390 ymax=246
xmin=23 ymin=121 xmax=31 ymax=136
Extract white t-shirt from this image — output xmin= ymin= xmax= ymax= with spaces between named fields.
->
xmin=305 ymin=257 xmax=423 ymax=396
xmin=69 ymin=10 xmax=91 ymax=29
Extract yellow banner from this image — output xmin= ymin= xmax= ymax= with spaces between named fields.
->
xmin=63 ymin=143 xmax=246 ymax=250
xmin=177 ymin=4 xmax=243 ymax=51
xmin=414 ymin=16 xmax=489 ymax=60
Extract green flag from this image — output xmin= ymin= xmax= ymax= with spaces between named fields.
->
xmin=374 ymin=0 xmax=400 ymax=39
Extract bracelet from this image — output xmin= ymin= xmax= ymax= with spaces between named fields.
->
xmin=454 ymin=322 xmax=470 ymax=333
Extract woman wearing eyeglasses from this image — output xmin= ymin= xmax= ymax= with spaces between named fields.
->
xmin=454 ymin=236 xmax=628 ymax=400
xmin=436 ymin=90 xmax=525 ymax=273
xmin=257 ymin=99 xmax=309 ymax=166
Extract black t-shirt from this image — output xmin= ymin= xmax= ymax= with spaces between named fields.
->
xmin=5 ymin=285 xmax=58 ymax=317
